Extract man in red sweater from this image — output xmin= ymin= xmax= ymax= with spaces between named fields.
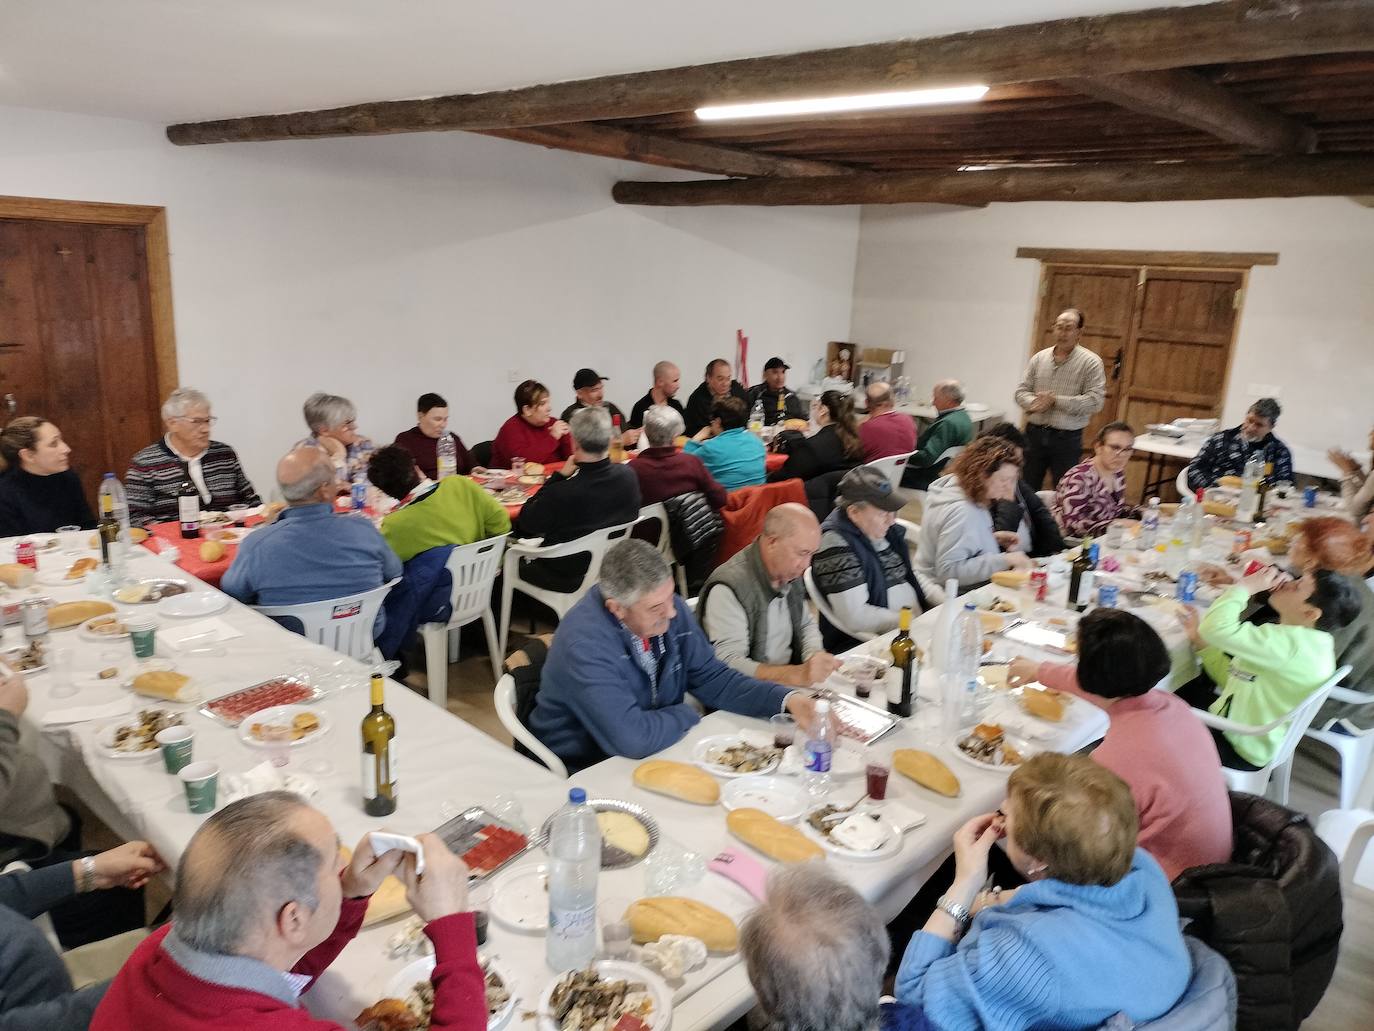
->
xmin=92 ymin=791 xmax=486 ymax=1031
xmin=630 ymin=403 xmax=726 ymax=509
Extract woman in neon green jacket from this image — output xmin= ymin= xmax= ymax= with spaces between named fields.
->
xmin=1179 ymin=565 xmax=1360 ymax=768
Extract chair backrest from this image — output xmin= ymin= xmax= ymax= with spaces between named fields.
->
xmin=493 ymin=673 xmax=567 ymax=778
xmin=716 ymin=479 xmax=807 ymax=565
xmin=864 ymin=449 xmax=916 ymax=488
xmin=935 ymin=444 xmax=966 ymax=465
xmin=442 ymin=534 xmax=508 ymax=625
xmin=470 ymin=439 xmax=494 ymax=469
xmin=512 ymin=520 xmax=638 ymax=602
xmin=634 ymin=503 xmax=672 ymax=558
xmin=1262 ymin=667 xmax=1347 ymax=773
xmin=804 ymin=568 xmax=872 ymax=643
xmin=253 ymin=578 xmax=400 ymax=661
xmin=1177 ymin=466 xmax=1191 ymax=497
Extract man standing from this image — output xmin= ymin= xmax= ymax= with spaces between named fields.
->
xmin=1186 ymin=397 xmax=1293 ymax=491
xmin=901 ymin=381 xmax=973 ymax=491
xmin=627 ymin=361 xmax=685 ymax=435
xmin=859 ymin=381 xmax=918 ymax=462
xmin=747 ymin=357 xmax=807 ymax=427
xmin=698 ymin=504 xmax=842 ymax=688
xmin=560 ymin=368 xmax=626 ymax=426
xmin=684 ymin=358 xmax=749 ymax=437
xmin=1014 ymin=307 xmax=1107 ymax=488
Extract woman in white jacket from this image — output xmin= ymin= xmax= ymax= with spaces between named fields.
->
xmin=915 ymin=436 xmax=1032 ymax=593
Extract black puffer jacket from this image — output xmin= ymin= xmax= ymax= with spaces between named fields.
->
xmin=1172 ymin=793 xmax=1343 ymax=1031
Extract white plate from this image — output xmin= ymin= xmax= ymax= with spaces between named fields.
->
xmin=122 ymin=662 xmax=203 ymax=705
xmin=800 ymin=805 xmax=903 ymax=862
xmin=490 ymin=863 xmax=549 ymax=933
xmin=1006 ymin=685 xmax=1084 ymax=727
xmin=720 ymin=775 xmax=811 ymax=823
xmin=95 ymin=714 xmax=179 ymax=761
xmin=691 ymin=734 xmax=782 ymax=778
xmin=158 ymin=591 xmax=230 ymax=618
xmin=79 ymin=614 xmax=133 ymax=641
xmin=537 ymin=960 xmax=672 ymax=1031
xmin=36 ymin=568 xmax=89 ymax=586
xmin=237 ymin=704 xmax=330 ymax=748
xmin=385 ymin=954 xmax=518 ymax=1030
xmin=949 ymin=730 xmax=1036 ymax=774
xmin=0 ymin=646 xmax=48 ymax=676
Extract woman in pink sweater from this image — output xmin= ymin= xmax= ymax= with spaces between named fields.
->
xmin=1008 ymin=608 xmax=1232 ymax=881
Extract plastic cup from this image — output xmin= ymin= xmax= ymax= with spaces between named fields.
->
xmin=179 ymin=761 xmax=219 ymax=814
xmin=259 ymin=723 xmax=291 ymax=768
xmin=865 ymin=750 xmax=891 ymax=801
xmin=57 ymin=525 xmax=83 ymax=555
xmin=510 ymin=456 xmax=525 ymax=478
xmin=769 ymin=713 xmax=796 ymax=750
xmin=227 ymin=504 xmax=250 ymax=524
xmin=156 ymin=725 xmax=194 ymax=774
xmin=128 ymin=618 xmax=157 ymax=659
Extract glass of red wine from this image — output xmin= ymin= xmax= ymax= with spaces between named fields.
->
xmin=865 ymin=748 xmax=891 ymax=802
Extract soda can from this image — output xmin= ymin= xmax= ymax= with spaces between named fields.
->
xmin=1177 ymin=570 xmax=1199 ymax=603
xmin=350 ymin=479 xmax=368 ymax=511
xmin=1030 ymin=570 xmax=1049 ymax=602
xmin=14 ymin=539 xmax=37 ymax=570
xmin=1097 ymin=583 xmax=1119 ymax=609
xmin=1303 ymin=485 xmax=1318 ymax=508
xmin=20 ymin=597 xmax=50 ymax=639
xmin=1231 ymin=530 xmax=1252 ymax=555
xmin=1243 ymin=559 xmax=1269 ymax=578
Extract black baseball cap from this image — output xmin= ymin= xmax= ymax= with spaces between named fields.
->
xmin=838 ymin=466 xmax=909 ymax=512
xmin=763 ymin=357 xmax=790 ymax=371
xmin=573 ymin=368 xmax=608 ymax=389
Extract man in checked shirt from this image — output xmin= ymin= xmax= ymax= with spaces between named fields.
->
xmin=1014 ymin=307 xmax=1107 ymax=489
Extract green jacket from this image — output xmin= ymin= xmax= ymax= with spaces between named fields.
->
xmin=379 ymin=476 xmax=511 ymax=562
xmin=1199 ymin=585 xmax=1335 ymax=767
xmin=912 ymin=407 xmax=974 ymax=469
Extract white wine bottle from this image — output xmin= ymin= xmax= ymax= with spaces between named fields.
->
xmin=361 ymin=673 xmax=396 ymax=816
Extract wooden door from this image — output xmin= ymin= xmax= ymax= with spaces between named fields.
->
xmin=0 ymin=218 xmax=162 ymax=504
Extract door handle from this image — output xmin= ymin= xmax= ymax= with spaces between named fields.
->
xmin=3 ymin=394 xmax=15 ymax=417
xmin=1111 ymin=350 xmax=1123 ymax=382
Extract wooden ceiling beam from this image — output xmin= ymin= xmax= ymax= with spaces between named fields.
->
xmin=477 ymin=122 xmax=850 ymax=177
xmin=167 ymin=1 xmax=1374 ymax=145
xmin=1064 ymin=69 xmax=1318 ymax=152
xmin=611 ymin=155 xmax=1374 ymax=206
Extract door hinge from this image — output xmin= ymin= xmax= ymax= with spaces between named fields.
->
xmin=1233 ymin=288 xmax=1244 ymax=310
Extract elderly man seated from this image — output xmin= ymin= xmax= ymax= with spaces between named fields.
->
xmin=698 ymin=503 xmax=841 ymax=688
xmin=513 ymin=406 xmax=641 ymax=593
xmin=368 ymin=445 xmax=511 ymax=562
xmin=92 ymin=792 xmax=484 ymax=1031
xmin=221 ymin=445 xmax=400 ymax=608
xmin=1187 ymin=397 xmax=1294 ymax=492
xmin=629 ymin=405 xmax=726 ymax=509
xmin=742 ymin=865 xmax=929 ymax=1031
xmin=126 ymin=387 xmax=260 ymax=527
xmin=900 ymin=381 xmax=973 ymax=491
xmin=859 ymin=381 xmax=917 ymax=463
xmin=530 ymin=539 xmax=816 ymax=773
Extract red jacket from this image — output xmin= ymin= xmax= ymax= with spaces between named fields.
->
xmin=91 ymin=897 xmax=487 ymax=1031
xmin=491 ymin=415 xmax=573 ymax=470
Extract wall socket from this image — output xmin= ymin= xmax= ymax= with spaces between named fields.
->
xmin=507 ymin=368 xmax=521 ymax=383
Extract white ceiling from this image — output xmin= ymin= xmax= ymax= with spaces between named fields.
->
xmin=0 ymin=0 xmax=1208 ymax=124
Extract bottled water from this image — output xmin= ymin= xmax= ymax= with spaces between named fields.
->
xmin=803 ymin=698 xmax=835 ymax=799
xmin=435 ymin=433 xmax=457 ymax=480
xmin=546 ymin=788 xmax=601 ymax=971
xmin=1139 ymin=497 xmax=1160 ymax=551
xmin=1236 ymin=453 xmax=1265 ymax=523
xmin=940 ymin=604 xmax=983 ymax=736
xmin=748 ymin=399 xmax=766 ymax=437
xmin=929 ymin=578 xmax=960 ymax=676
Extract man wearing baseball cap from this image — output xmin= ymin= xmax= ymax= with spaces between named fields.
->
xmin=748 ymin=357 xmax=807 ymax=427
xmin=560 ymin=368 xmax=626 ymax=428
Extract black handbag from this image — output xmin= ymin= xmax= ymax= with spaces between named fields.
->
xmin=662 ymin=490 xmax=724 ymax=564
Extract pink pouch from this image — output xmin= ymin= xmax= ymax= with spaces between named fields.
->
xmin=708 ymin=847 xmax=770 ymax=902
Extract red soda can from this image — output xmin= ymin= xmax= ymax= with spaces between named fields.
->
xmin=14 ymin=540 xmax=37 ymax=570
xmin=1231 ymin=530 xmax=1252 ymax=555
xmin=1243 ymin=559 xmax=1268 ymax=578
xmin=1030 ymin=570 xmax=1049 ymax=602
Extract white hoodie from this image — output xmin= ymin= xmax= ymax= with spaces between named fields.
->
xmin=914 ymin=474 xmax=1012 ymax=589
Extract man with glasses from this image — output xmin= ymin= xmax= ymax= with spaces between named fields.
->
xmin=1052 ymin=421 xmax=1138 ymax=538
xmin=530 ymin=539 xmax=816 ymax=774
xmin=1014 ymin=308 xmax=1107 ymax=489
xmin=126 ymin=388 xmax=260 ymax=527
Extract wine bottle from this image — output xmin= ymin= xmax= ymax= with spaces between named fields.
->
xmin=1256 ymin=462 xmax=1274 ymax=523
xmin=888 ymin=607 xmax=915 ymax=718
xmin=178 ymin=473 xmax=201 ymax=540
xmin=97 ymin=492 xmax=119 ymax=568
xmin=361 ymin=673 xmax=397 ymax=816
xmin=1069 ymin=538 xmax=1094 ymax=611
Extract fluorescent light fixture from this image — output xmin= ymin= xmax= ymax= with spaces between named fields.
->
xmin=696 ymin=84 xmax=988 ymax=121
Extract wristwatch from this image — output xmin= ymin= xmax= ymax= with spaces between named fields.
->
xmin=936 ymin=894 xmax=972 ymax=930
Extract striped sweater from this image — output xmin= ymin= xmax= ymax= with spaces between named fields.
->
xmin=126 ymin=439 xmax=261 ymax=527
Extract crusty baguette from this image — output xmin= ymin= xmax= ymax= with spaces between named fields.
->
xmin=626 ymin=897 xmax=738 ymax=952
xmin=0 ymin=563 xmax=35 ymax=588
xmin=48 ymin=600 xmax=116 ymax=629
xmin=633 ymin=759 xmax=720 ymax=805
xmin=892 ymin=749 xmax=961 ymax=798
xmin=726 ymin=808 xmax=824 ymax=864
xmin=1021 ymin=687 xmax=1066 ymax=722
xmin=1203 ymin=500 xmax=1237 ymax=519
xmin=989 ymin=569 xmax=1030 ymax=589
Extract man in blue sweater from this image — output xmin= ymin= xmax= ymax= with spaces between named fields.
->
xmin=530 ymin=539 xmax=816 ymax=772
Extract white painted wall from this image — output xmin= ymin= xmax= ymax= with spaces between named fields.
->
xmin=0 ymin=104 xmax=860 ymax=491
xmin=851 ymin=199 xmax=1374 ymax=453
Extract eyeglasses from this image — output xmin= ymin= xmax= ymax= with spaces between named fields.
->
xmin=176 ymin=416 xmax=217 ymax=427
xmin=1101 ymin=443 xmax=1133 ymax=456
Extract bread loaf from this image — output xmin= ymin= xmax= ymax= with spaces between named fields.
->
xmin=892 ymin=749 xmax=961 ymax=798
xmin=626 ymin=898 xmax=738 ymax=952
xmin=48 ymin=600 xmax=115 ymax=629
xmin=0 ymin=563 xmax=35 ymax=588
xmin=1203 ymin=500 xmax=1237 ymax=519
xmin=65 ymin=557 xmax=99 ymax=579
xmin=633 ymin=760 xmax=720 ymax=805
xmin=199 ymin=540 xmax=226 ymax=563
xmin=1020 ymin=687 xmax=1066 ymax=722
xmin=726 ymin=808 xmax=824 ymax=864
xmin=132 ymin=670 xmax=191 ymax=702
xmin=990 ymin=569 xmax=1030 ymax=589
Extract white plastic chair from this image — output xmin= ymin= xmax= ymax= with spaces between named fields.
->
xmin=1190 ymin=666 xmax=1348 ymax=804
xmin=253 ymin=578 xmax=400 ymax=662
xmin=498 ymin=520 xmax=637 ymax=658
xmin=865 ymin=450 xmax=916 ymax=489
xmin=494 ymin=673 xmax=567 ymax=778
xmin=1177 ymin=466 xmax=1192 ymax=496
xmin=418 ymin=535 xmax=508 ymax=709
xmin=1305 ymin=681 xmax=1374 ymax=810
xmin=804 ymin=568 xmax=876 ymax=644
xmin=634 ymin=503 xmax=688 ymax=597
xmin=909 ymin=444 xmax=967 ymax=508
xmin=1315 ymin=808 xmax=1374 ymax=898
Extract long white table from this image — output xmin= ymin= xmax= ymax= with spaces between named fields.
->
xmin=7 ymin=537 xmax=1116 ymax=1029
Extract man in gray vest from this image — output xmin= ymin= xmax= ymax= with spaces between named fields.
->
xmin=698 ymin=504 xmax=843 ymax=688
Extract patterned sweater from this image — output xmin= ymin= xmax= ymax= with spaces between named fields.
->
xmin=1186 ymin=426 xmax=1293 ymax=492
xmin=126 ymin=439 xmax=261 ymax=527
xmin=1052 ymin=459 xmax=1129 ymax=537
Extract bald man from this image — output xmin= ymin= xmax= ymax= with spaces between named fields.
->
xmin=92 ymin=792 xmax=486 ymax=1031
xmin=697 ymin=503 xmax=842 ymax=688
xmin=221 ymin=445 xmax=400 ymax=608
xmin=627 ymin=360 xmax=686 ymax=434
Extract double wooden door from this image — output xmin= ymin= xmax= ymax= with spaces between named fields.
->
xmin=0 ymin=217 xmax=164 ymax=504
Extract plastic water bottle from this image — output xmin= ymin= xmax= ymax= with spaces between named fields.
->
xmin=748 ymin=398 xmax=766 ymax=437
xmin=929 ymin=578 xmax=961 ymax=677
xmin=1189 ymin=488 xmax=1207 ymax=550
xmin=803 ymin=698 xmax=835 ymax=800
xmin=1237 ymin=453 xmax=1265 ymax=523
xmin=350 ymin=473 xmax=368 ymax=511
xmin=546 ymin=788 xmax=601 ymax=971
xmin=435 ymin=433 xmax=457 ymax=480
xmin=1139 ymin=497 xmax=1160 ymax=551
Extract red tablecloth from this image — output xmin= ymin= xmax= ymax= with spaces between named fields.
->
xmin=139 ymin=520 xmax=246 ymax=587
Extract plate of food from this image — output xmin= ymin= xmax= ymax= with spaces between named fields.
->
xmin=952 ymin=723 xmax=1034 ymax=772
xmin=199 ymin=676 xmax=323 ymax=727
xmin=360 ymin=952 xmax=517 ymax=1030
xmin=980 ymin=597 xmax=1019 ymax=616
xmin=537 ymin=799 xmax=658 ymax=870
xmin=203 ymin=526 xmax=249 ymax=545
xmin=80 ymin=613 xmax=132 ymax=641
xmin=157 ymin=591 xmax=230 ymax=618
xmin=0 ymin=641 xmax=47 ymax=676
xmin=199 ymin=511 xmax=234 ymax=527
xmin=113 ymin=579 xmax=189 ymax=605
xmin=238 ymin=704 xmax=328 ymax=748
xmin=691 ymin=734 xmax=782 ymax=777
xmin=801 ymin=803 xmax=902 ymax=862
xmin=1008 ymin=684 xmax=1077 ymax=723
xmin=494 ymin=487 xmax=528 ymax=505
xmin=489 ymin=863 xmax=549 ymax=933
xmin=538 ymin=961 xmax=670 ymax=1031
xmin=720 ymin=775 xmax=811 ymax=823
xmin=36 ymin=556 xmax=99 ymax=586
xmin=96 ymin=709 xmax=184 ymax=760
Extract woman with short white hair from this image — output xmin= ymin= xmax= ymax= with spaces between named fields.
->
xmin=126 ymin=388 xmax=260 ymax=526
xmin=301 ymin=391 xmax=375 ymax=482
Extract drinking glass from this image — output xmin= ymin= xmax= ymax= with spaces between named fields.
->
xmin=769 ymin=713 xmax=796 ymax=751
xmin=57 ymin=525 xmax=83 ymax=556
xmin=864 ymin=747 xmax=891 ymax=803
xmin=644 ymin=836 xmax=704 ymax=896
xmin=260 ymin=724 xmax=291 ymax=768
xmin=48 ymin=647 xmax=77 ymax=699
